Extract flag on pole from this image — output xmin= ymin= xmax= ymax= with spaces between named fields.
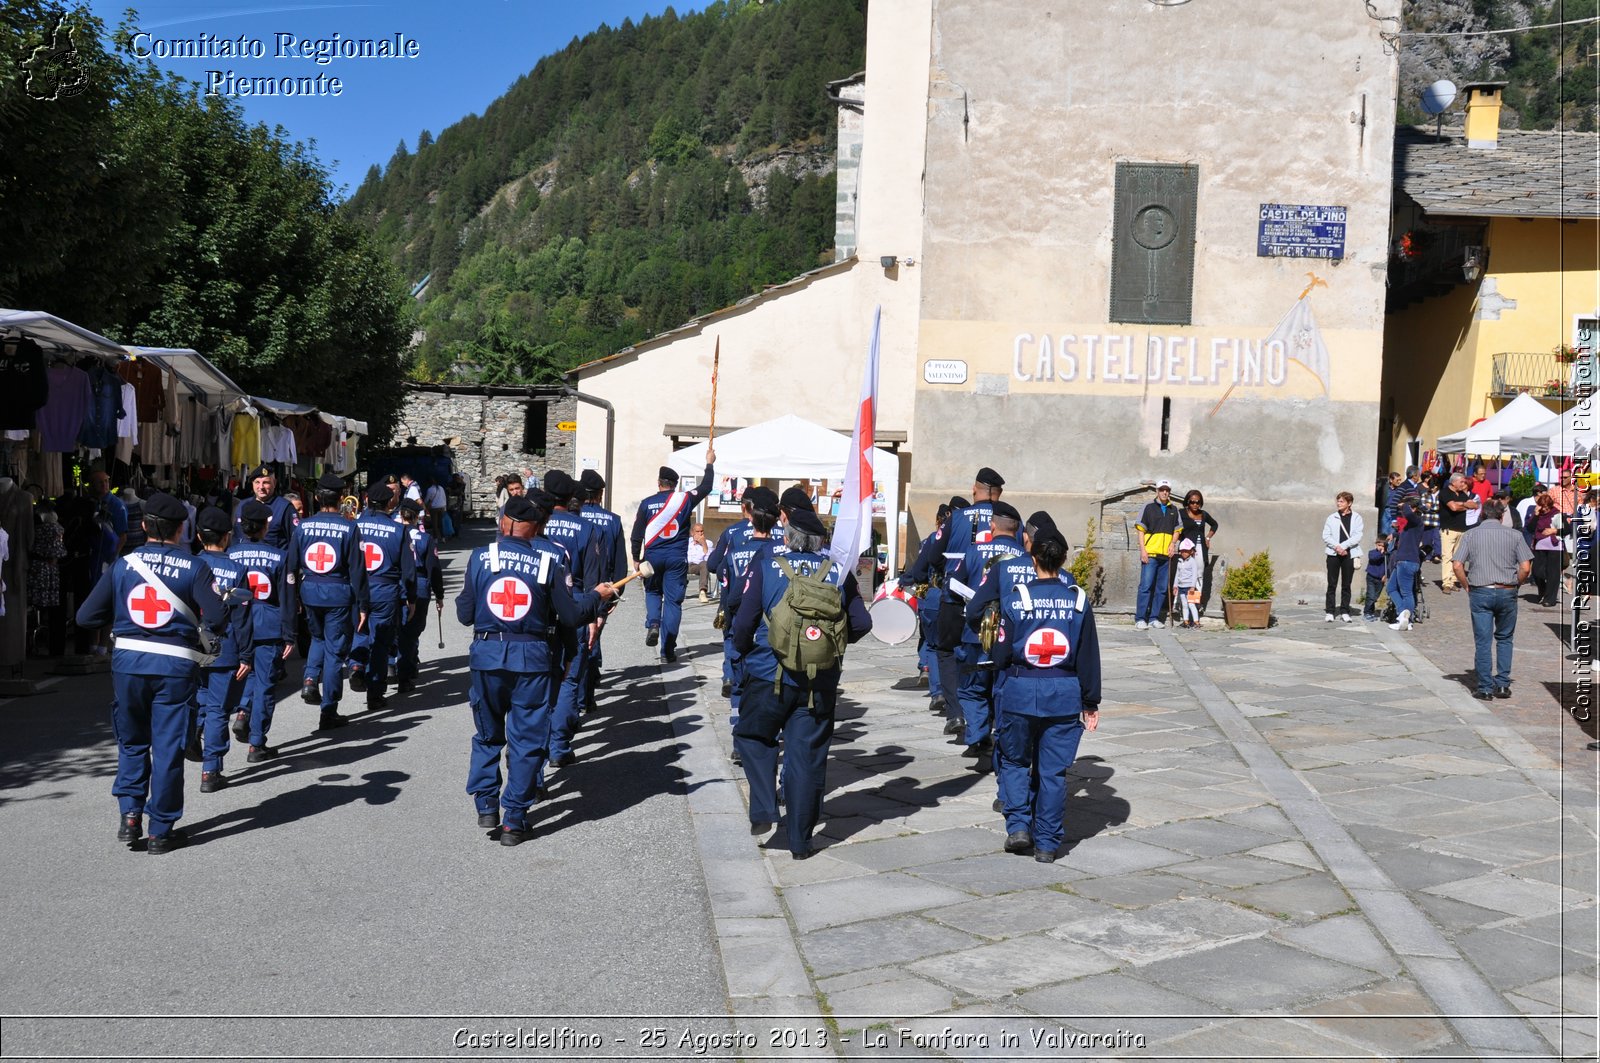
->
xmin=1268 ymin=295 xmax=1331 ymax=396
xmin=829 ymin=306 xmax=881 ymax=571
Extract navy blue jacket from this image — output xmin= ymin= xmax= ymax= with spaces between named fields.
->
xmin=631 ymin=464 xmax=715 ymax=563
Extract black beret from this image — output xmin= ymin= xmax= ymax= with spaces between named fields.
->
xmin=239 ymin=499 xmax=272 ymax=522
xmin=248 ymin=464 xmax=273 ymax=481
xmin=658 ymin=465 xmax=680 ymax=485
xmin=780 ymin=486 xmax=813 ymax=512
xmin=1034 ymin=527 xmax=1069 ymax=554
xmin=787 ymin=506 xmax=826 ymax=536
xmin=579 ymin=469 xmax=605 ymax=492
xmin=976 ymin=467 xmax=1006 ymax=488
xmin=503 ymin=495 xmax=541 ymax=522
xmin=1026 ymin=510 xmax=1057 ymax=534
xmin=990 ymin=500 xmax=1021 ymax=523
xmin=366 ymin=483 xmax=393 ymax=506
xmin=743 ymin=486 xmax=780 ymax=516
xmin=197 ymin=506 xmax=232 ymax=533
xmin=527 ymin=489 xmax=559 ymax=512
xmin=398 ymin=498 xmax=422 ymax=517
xmin=317 ymin=472 xmax=345 ymax=492
xmin=144 ymin=491 xmax=187 ymax=522
xmin=949 ymin=496 xmax=970 ymax=511
xmin=544 ymin=469 xmax=576 ymax=498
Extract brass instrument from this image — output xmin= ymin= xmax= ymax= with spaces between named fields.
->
xmin=712 ymin=607 xmax=726 ymax=630
xmin=911 ymin=581 xmax=931 ymax=599
xmin=340 ymin=494 xmax=360 ymax=518
xmin=978 ymin=602 xmax=1001 ymax=651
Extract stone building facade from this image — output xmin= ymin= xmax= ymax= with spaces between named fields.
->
xmin=391 ymin=383 xmax=577 ymax=517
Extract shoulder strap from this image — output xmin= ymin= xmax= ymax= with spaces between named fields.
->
xmin=1016 ymin=582 xmax=1034 ymax=612
xmin=123 ymin=552 xmax=198 ymax=625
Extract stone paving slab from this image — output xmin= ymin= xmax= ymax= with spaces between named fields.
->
xmin=668 ymin=595 xmax=1596 ymax=1059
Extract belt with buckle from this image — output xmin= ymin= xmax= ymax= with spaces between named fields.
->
xmin=474 ymin=631 xmax=542 ymax=643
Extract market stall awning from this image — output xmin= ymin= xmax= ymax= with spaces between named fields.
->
xmin=1 ymin=309 xmax=127 ymax=360
xmin=318 ymin=410 xmax=369 ymax=437
xmin=1436 ymin=393 xmax=1558 ymax=454
xmin=252 ymin=395 xmax=318 ymax=417
xmin=1501 ymin=401 xmax=1598 ymax=458
xmin=126 ymin=347 xmax=248 ymax=410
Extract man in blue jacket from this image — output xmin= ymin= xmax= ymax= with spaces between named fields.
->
xmin=630 ymin=449 xmax=716 ymax=662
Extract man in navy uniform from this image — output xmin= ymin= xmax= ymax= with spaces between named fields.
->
xmin=933 ymin=471 xmax=1005 ymax=733
xmin=456 ymin=493 xmax=616 ymax=845
xmin=630 ymin=449 xmax=716 ymax=662
xmin=952 ymin=500 xmax=1027 ymax=760
xmin=193 ymin=506 xmax=252 ymax=793
xmin=576 ymin=468 xmax=627 ymax=708
xmin=290 ymin=471 xmax=366 ymax=730
xmin=229 ymin=498 xmax=297 ymax=759
xmin=991 ymin=525 xmax=1101 ymax=862
xmin=714 ymin=486 xmax=780 ymax=755
xmin=901 ymin=497 xmax=965 ymax=715
xmin=349 ymin=482 xmax=415 ymax=711
xmin=541 ymin=470 xmax=600 ymax=768
xmin=708 ymin=491 xmax=756 ymax=699
xmin=731 ymin=501 xmax=872 ymax=860
xmin=234 ymin=464 xmax=297 ymax=550
xmin=76 ymin=491 xmax=226 ymax=854
xmin=396 ymin=497 xmax=444 ymax=694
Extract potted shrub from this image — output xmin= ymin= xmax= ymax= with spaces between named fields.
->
xmin=1220 ymin=550 xmax=1274 ymax=628
xmin=1069 ymin=518 xmax=1105 ymax=605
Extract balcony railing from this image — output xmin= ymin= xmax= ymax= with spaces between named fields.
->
xmin=1490 ymin=351 xmax=1597 ymax=400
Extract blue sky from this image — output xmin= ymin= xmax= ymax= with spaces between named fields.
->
xmin=84 ymin=1 xmax=695 ymax=197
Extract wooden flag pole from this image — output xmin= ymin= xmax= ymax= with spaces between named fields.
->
xmin=1208 ymin=272 xmax=1326 ymax=418
xmin=708 ymin=337 xmax=721 ymax=448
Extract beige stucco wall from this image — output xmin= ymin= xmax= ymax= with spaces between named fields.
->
xmin=571 ymin=0 xmax=934 ymax=527
xmin=909 ymin=0 xmax=1400 ymax=596
xmin=1385 ymin=217 xmax=1600 ymax=466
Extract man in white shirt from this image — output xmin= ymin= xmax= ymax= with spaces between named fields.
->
xmin=687 ymin=523 xmax=713 ymax=603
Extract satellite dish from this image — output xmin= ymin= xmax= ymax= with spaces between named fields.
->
xmin=1420 ymin=80 xmax=1457 ymax=116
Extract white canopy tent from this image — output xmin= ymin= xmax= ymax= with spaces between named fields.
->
xmin=1436 ymin=392 xmax=1560 ymax=454
xmin=126 ymin=347 xmax=248 ymax=409
xmin=1 ymin=309 xmax=128 ymax=360
xmin=1502 ymin=400 xmax=1600 ymax=458
xmin=666 ymin=413 xmax=902 ymax=577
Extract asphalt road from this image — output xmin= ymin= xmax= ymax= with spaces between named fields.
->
xmin=0 ymin=521 xmax=731 ymax=1060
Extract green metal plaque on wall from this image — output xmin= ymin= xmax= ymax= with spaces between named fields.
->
xmin=1109 ymin=162 xmax=1198 ymax=326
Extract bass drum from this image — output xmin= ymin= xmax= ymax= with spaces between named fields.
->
xmin=868 ymin=585 xmax=920 ymax=646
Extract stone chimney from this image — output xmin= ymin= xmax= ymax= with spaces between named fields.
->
xmin=1463 ymin=82 xmax=1507 ymax=151
xmin=828 ymin=73 xmax=866 ymax=262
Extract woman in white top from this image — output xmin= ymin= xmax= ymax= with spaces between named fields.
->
xmin=1321 ymin=491 xmax=1365 ymax=622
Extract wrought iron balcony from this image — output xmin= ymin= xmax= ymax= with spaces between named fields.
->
xmin=1490 ymin=350 xmax=1594 ymax=400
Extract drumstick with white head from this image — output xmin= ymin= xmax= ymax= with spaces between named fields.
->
xmin=612 ymin=560 xmax=654 ymax=593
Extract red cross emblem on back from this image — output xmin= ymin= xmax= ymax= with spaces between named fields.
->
xmin=1025 ymin=627 xmax=1070 ymax=667
xmin=246 ymin=571 xmax=272 ymax=601
xmin=362 ymin=541 xmax=384 ymax=572
xmin=662 ymin=518 xmax=679 ymax=540
xmin=127 ymin=584 xmax=173 ymax=629
xmin=487 ymin=576 xmax=532 ymax=621
xmin=304 ymin=542 xmax=337 ymax=574
xmin=975 ymin=526 xmax=994 ymax=544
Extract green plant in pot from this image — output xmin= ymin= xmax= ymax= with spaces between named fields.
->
xmin=1220 ymin=550 xmax=1274 ymax=628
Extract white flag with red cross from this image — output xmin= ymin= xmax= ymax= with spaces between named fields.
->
xmin=828 ymin=305 xmax=881 ymax=571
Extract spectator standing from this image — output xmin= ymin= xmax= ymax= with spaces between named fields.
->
xmin=1437 ymin=472 xmax=1478 ymax=593
xmin=687 ymin=523 xmax=713 ymax=603
xmin=1528 ymin=493 xmax=1564 ymax=606
xmin=1388 ymin=502 xmax=1426 ymax=630
xmin=1321 ymin=491 xmax=1363 ymax=622
xmin=1362 ymin=534 xmax=1389 ymax=621
xmin=1418 ymin=473 xmax=1442 ymax=562
xmin=1378 ymin=470 xmax=1403 ymax=536
xmin=1553 ymin=468 xmax=1578 ymax=516
xmin=1176 ymin=490 xmax=1219 ymax=613
xmin=1467 ymin=464 xmax=1496 ymax=513
xmin=1134 ymin=479 xmax=1180 ymax=630
xmin=1171 ymin=539 xmax=1202 ymax=628
xmin=1452 ymin=498 xmax=1533 ymax=700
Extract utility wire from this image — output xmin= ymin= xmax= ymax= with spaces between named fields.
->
xmin=1394 ymin=14 xmax=1600 ymax=39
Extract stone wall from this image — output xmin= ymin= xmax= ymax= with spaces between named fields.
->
xmin=391 ymin=386 xmax=577 ymax=517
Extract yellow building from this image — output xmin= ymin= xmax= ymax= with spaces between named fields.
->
xmin=1383 ymin=84 xmax=1600 ymax=472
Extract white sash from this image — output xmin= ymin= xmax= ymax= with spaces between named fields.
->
xmin=641 ymin=491 xmax=689 ymax=551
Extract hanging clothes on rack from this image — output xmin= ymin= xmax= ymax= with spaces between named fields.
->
xmin=0 ymin=336 xmax=49 ymax=431
xmin=115 ymin=380 xmax=139 ymax=466
xmin=77 ymin=360 xmax=123 ymax=451
xmin=38 ymin=362 xmax=93 ymax=452
xmin=0 ymin=477 xmax=33 ymax=665
xmin=230 ymin=406 xmax=262 ymax=471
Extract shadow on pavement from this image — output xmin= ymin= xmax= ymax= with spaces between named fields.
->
xmin=0 ymin=683 xmax=119 ymax=808
xmin=1063 ymin=755 xmax=1132 ymax=843
xmin=184 ymin=769 xmax=409 ymax=844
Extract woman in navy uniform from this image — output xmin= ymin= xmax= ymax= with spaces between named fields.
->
xmin=192 ymin=506 xmax=252 ymax=793
xmin=991 ymin=526 xmax=1101 ymax=863
xmin=731 ymin=502 xmax=872 ymax=859
xmin=229 ymin=498 xmax=297 ymax=758
xmin=76 ymin=492 xmax=226 ymax=854
xmin=456 ymin=493 xmax=616 ymax=845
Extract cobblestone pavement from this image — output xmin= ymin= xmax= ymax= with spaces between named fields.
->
xmin=671 ymin=593 xmax=1599 ymax=1061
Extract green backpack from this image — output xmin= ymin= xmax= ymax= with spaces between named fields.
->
xmin=765 ymin=557 xmax=849 ymax=689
